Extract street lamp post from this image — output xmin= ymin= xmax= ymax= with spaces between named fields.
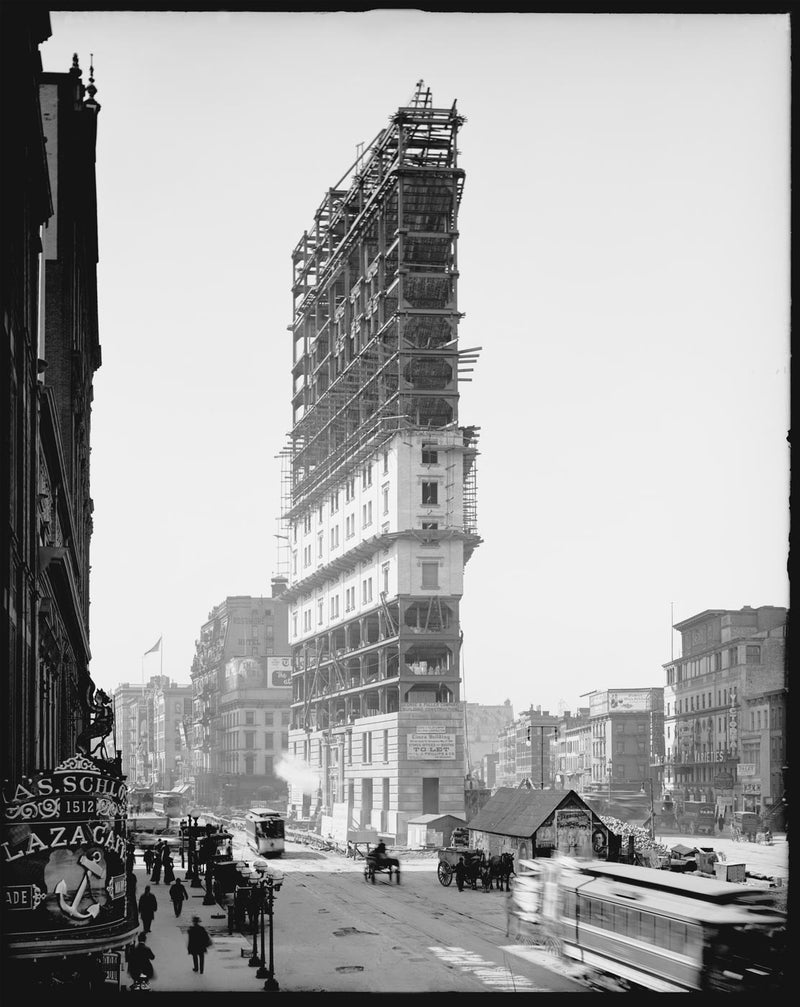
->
xmin=179 ymin=818 xmax=186 ymax=870
xmin=641 ymin=779 xmax=655 ymax=840
xmin=247 ymin=873 xmax=262 ymax=967
xmin=202 ymin=837 xmax=216 ymax=905
xmin=252 ymin=860 xmax=283 ymax=991
xmin=186 ymin=815 xmax=203 ymax=888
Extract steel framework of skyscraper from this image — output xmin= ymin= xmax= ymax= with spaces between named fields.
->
xmin=282 ymin=85 xmax=481 ymax=829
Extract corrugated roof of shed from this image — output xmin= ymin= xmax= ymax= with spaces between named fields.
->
xmin=467 ymin=788 xmax=588 ymax=838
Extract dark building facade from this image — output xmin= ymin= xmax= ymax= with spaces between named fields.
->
xmin=2 ymin=6 xmax=102 ymax=782
xmin=2 ymin=7 xmax=139 ymax=986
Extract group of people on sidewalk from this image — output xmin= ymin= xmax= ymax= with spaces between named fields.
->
xmin=128 ymin=870 xmax=213 ymax=988
xmin=142 ymin=840 xmax=177 ymax=885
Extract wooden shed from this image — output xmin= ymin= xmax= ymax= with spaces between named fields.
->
xmin=466 ymin=788 xmax=613 ymax=862
xmin=406 ymin=813 xmax=466 ymax=850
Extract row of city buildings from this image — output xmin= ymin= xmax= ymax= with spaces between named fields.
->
xmin=478 ymin=605 xmax=788 ymax=827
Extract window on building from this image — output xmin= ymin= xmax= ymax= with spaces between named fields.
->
xmin=318 ymin=503 xmax=324 ymax=523
xmin=362 ymin=577 xmax=373 ymax=604
xmin=421 ymin=482 xmax=438 ymax=505
xmin=330 ymin=525 xmax=339 ymax=549
xmin=345 ymin=477 xmax=355 ymax=502
xmin=303 ymin=544 xmax=312 ymax=567
xmin=383 ymin=450 xmax=389 ymax=474
xmin=345 ymin=514 xmax=355 ymax=539
xmin=422 ymin=447 xmax=438 ymax=465
xmin=292 ymin=552 xmax=297 ymax=575
xmin=264 ymin=755 xmax=273 ymax=775
xmin=331 ymin=490 xmax=340 ymax=513
xmin=421 ymin=561 xmax=439 ymax=589
xmin=303 ymin=512 xmax=312 ymax=534
xmin=382 ymin=563 xmax=389 ymax=596
xmin=318 ymin=531 xmax=324 ymax=558
xmin=713 ymin=652 xmax=722 ymax=672
xmin=245 ymin=711 xmax=254 ymax=726
xmin=363 ymin=501 xmax=373 ymax=527
xmin=292 ymin=613 xmax=297 ymax=636
xmin=245 ymin=756 xmax=255 ymax=774
xmin=364 ymin=731 xmax=373 ymax=763
xmin=746 ymin=645 xmax=761 ymax=664
xmin=422 ymin=521 xmax=438 ymax=530
xmin=318 ymin=599 xmax=324 ymax=624
xmin=382 ymin=486 xmax=389 ymax=515
xmin=244 ymin=731 xmax=255 ymax=750
xmin=383 ymin=729 xmax=389 ymax=762
xmin=264 ymin=733 xmax=273 ymax=750
xmin=281 ymin=710 xmax=290 ymax=725
xmin=728 ymin=647 xmax=737 ymax=666
xmin=330 ymin=595 xmax=340 ymax=619
xmin=362 ymin=464 xmax=373 ymax=488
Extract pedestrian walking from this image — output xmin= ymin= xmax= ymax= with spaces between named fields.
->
xmin=138 ymin=885 xmax=158 ymax=933
xmin=169 ymin=878 xmax=188 ymax=917
xmin=143 ymin=846 xmax=155 ymax=874
xmin=163 ymin=854 xmax=175 ymax=885
xmin=187 ymin=916 xmax=212 ymax=974
xmin=150 ymin=843 xmax=163 ymax=884
xmin=127 ymin=933 xmax=155 ymax=990
xmin=454 ymin=855 xmax=467 ymax=893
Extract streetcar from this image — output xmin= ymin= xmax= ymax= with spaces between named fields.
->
xmin=152 ymin=790 xmax=187 ymax=819
xmin=507 ymin=856 xmax=785 ymax=992
xmin=244 ymin=807 xmax=285 ymax=857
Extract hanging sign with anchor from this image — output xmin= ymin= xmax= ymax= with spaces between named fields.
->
xmin=1 ymin=753 xmax=139 ymax=955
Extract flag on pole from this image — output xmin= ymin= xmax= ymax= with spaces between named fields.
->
xmin=144 ymin=636 xmax=162 ymax=656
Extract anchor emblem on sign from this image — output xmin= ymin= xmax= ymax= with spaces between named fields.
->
xmin=55 ymin=851 xmax=104 ymax=920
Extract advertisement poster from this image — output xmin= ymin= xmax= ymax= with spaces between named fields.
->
xmin=1 ymin=753 xmax=138 ymax=958
xmin=268 ymin=657 xmax=292 ymax=687
xmin=554 ymin=807 xmax=593 ymax=859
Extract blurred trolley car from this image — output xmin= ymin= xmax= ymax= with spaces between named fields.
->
xmin=507 ymin=857 xmax=785 ymax=992
xmin=244 ymin=807 xmax=285 ymax=857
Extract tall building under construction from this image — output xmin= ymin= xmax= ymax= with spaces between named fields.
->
xmin=283 ymin=84 xmax=480 ymax=842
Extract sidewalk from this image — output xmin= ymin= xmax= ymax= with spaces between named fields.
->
xmin=126 ymin=866 xmax=269 ymax=993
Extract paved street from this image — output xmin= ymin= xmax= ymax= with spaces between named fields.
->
xmin=124 ymin=831 xmax=788 ymax=993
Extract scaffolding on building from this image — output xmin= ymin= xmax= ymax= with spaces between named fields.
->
xmin=282 ymin=81 xmax=476 ymax=526
xmin=282 ymin=86 xmax=482 ymax=818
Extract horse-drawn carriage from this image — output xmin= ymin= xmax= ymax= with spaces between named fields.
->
xmin=437 ymin=847 xmax=483 ymax=888
xmin=437 ymin=848 xmax=515 ymax=891
xmin=363 ymin=842 xmax=401 ymax=884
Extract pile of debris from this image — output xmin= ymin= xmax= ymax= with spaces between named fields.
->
xmin=600 ymin=816 xmax=671 ymax=861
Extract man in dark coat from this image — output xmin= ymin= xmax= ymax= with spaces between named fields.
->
xmin=138 ymin=885 xmax=158 ymax=933
xmin=127 ymin=933 xmax=155 ymax=987
xmin=454 ymin=855 xmax=467 ymax=893
xmin=143 ymin=846 xmax=155 ymax=873
xmin=187 ymin=916 xmax=212 ymax=974
xmin=169 ymin=878 xmax=188 ymax=917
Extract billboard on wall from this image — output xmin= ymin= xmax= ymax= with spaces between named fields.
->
xmin=1 ymin=753 xmax=138 ymax=958
xmin=607 ymin=691 xmax=652 ymax=713
xmin=407 ymin=724 xmax=456 ymax=760
xmin=268 ymin=657 xmax=292 ymax=688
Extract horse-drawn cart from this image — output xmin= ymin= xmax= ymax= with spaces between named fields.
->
xmin=437 ymin=847 xmax=483 ymax=887
xmin=362 ymin=842 xmax=401 ymax=884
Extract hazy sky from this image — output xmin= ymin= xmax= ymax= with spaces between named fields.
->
xmin=43 ymin=11 xmax=790 ymax=716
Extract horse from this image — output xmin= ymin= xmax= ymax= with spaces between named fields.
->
xmin=464 ymin=851 xmax=485 ymax=890
xmin=486 ymin=852 xmax=515 ymax=891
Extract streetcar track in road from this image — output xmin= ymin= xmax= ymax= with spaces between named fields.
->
xmin=282 ymin=867 xmax=562 ymax=992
